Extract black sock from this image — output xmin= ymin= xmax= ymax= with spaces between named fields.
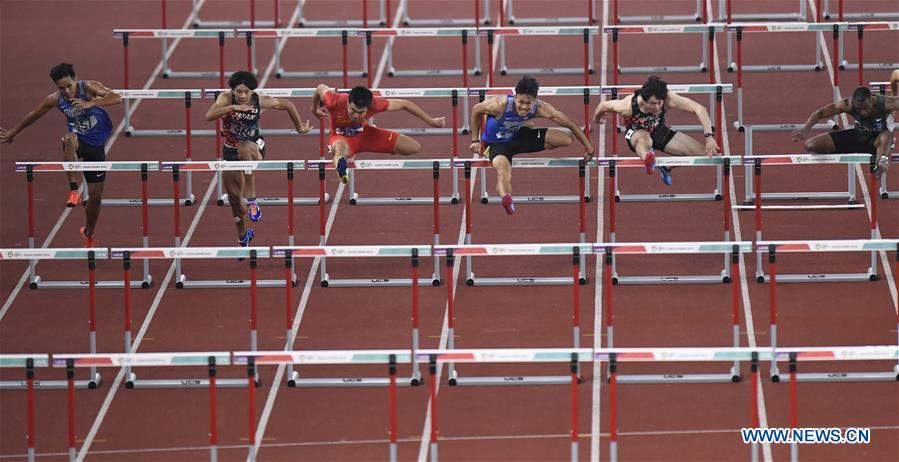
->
xmin=69 ymin=182 xmax=79 ymax=191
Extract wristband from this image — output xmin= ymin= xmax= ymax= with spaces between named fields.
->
xmin=703 ymin=132 xmax=715 ymax=138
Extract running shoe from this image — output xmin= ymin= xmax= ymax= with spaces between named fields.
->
xmin=501 ymin=193 xmax=516 ymax=215
xmin=79 ymin=226 xmax=94 ymax=248
xmin=659 ymin=166 xmax=673 ymax=186
xmin=643 ymin=151 xmax=656 ymax=175
xmin=238 ymin=228 xmax=255 ymax=261
xmin=66 ymin=190 xmax=81 ymax=207
xmin=247 ymin=200 xmax=263 ymax=222
xmin=336 ymin=156 xmax=349 ymax=184
xmin=872 ymin=155 xmax=890 ymax=181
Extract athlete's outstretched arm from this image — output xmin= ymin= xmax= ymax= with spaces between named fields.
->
xmin=0 ymin=93 xmax=57 ymax=144
xmin=386 ymin=99 xmax=445 ymax=128
xmin=538 ymin=101 xmax=594 ymax=156
xmin=311 ymin=84 xmax=331 ymax=118
xmin=80 ymin=81 xmax=122 ymax=110
xmin=591 ymin=98 xmax=629 ymax=124
xmin=260 ymin=95 xmax=312 ymax=133
xmin=792 ymin=99 xmax=848 ymax=142
xmin=468 ymin=97 xmax=504 ymax=154
xmin=666 ymin=92 xmax=718 ymax=155
xmin=205 ymin=91 xmax=243 ymax=121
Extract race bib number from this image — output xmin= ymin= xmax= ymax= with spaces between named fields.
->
xmin=230 ymin=125 xmax=256 ymax=139
xmin=71 ymin=115 xmax=97 ymax=134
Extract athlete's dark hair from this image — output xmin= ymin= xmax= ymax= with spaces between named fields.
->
xmin=228 ymin=71 xmax=259 ymax=90
xmin=640 ymin=75 xmax=669 ymax=101
xmin=515 ymin=75 xmax=540 ymax=98
xmin=50 ymin=63 xmax=76 ymax=82
xmin=851 ymin=86 xmax=871 ymax=105
xmin=348 ymin=86 xmax=374 ymax=108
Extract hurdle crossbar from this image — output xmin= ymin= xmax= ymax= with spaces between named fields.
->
xmin=239 ymin=348 xmax=416 ymax=390
xmin=458 ymin=161 xmax=590 ymax=285
xmin=297 ymin=0 xmax=387 ymax=27
xmin=497 ymin=26 xmax=597 ymax=79
xmin=190 ymin=0 xmax=288 ymax=29
xmin=0 ymin=355 xmax=49 ymax=461
xmin=383 ymin=27 xmax=482 ymax=82
xmin=611 ymin=0 xmax=702 ymax=24
xmin=823 ymin=0 xmax=899 ymax=21
xmin=744 ymin=155 xmax=881 ymax=283
xmin=434 ymin=245 xmax=591 ymax=386
xmin=606 ymin=24 xmax=726 ymax=76
xmin=759 ymin=240 xmax=899 ymax=382
xmin=837 ymin=23 xmax=899 ymax=76
xmin=720 ymin=0 xmax=808 ymax=22
xmin=235 ymin=29 xmax=369 ymax=82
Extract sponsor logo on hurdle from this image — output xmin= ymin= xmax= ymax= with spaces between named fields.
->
xmin=503 ymin=376 xmax=525 ymax=381
xmin=768 ymin=24 xmax=806 ymax=32
xmin=806 ymin=274 xmax=827 ymax=279
xmin=180 ymin=379 xmax=202 ymax=385
xmin=520 ymin=28 xmax=560 ymax=35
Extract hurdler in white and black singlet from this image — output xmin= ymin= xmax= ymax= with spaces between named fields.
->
xmin=222 ymin=93 xmax=265 ymax=161
xmin=622 ymin=90 xmax=677 ymax=154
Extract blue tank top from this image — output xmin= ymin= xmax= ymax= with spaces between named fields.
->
xmin=57 ymin=80 xmax=113 ymax=147
xmin=481 ymin=95 xmax=538 ymax=144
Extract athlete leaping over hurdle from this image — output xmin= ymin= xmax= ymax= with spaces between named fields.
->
xmin=0 ymin=63 xmax=121 ymax=247
xmin=205 ymin=71 xmax=313 ymax=248
xmin=792 ymin=86 xmax=898 ymax=180
xmin=311 ymin=84 xmax=445 ymax=183
xmin=592 ymin=75 xmax=719 ymax=186
xmin=469 ymin=76 xmax=595 ymax=215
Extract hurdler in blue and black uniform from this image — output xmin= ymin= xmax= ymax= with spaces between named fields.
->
xmin=0 ymin=63 xmax=120 ymax=247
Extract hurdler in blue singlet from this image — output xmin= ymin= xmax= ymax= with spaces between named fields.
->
xmin=57 ymin=80 xmax=113 ymax=147
xmin=480 ymin=95 xmax=539 ymax=143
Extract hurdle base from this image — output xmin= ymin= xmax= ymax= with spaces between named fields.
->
xmin=450 ymin=374 xmax=576 ymax=386
xmin=125 ymin=128 xmax=217 ymax=137
xmin=613 ymin=273 xmax=730 ymax=285
xmin=193 ymin=19 xmax=278 ymax=28
xmin=615 ymin=192 xmax=721 ymax=202
xmin=755 ymin=271 xmax=877 ymax=284
xmin=350 ymin=193 xmax=460 ymax=206
xmin=218 ymin=194 xmax=330 ymax=206
xmin=104 ymin=196 xmax=196 ymax=207
xmin=176 ymin=277 xmax=294 ymax=289
xmin=276 ymin=69 xmax=367 ymax=79
xmin=507 ymin=15 xmax=596 ymax=25
xmin=615 ymin=14 xmax=701 ymax=23
xmin=466 ymin=276 xmax=586 ymax=286
xmin=501 ymin=66 xmax=594 ymax=77
xmin=29 ymin=278 xmax=152 ymax=290
xmin=287 ymin=371 xmax=422 ymax=388
xmin=771 ymin=371 xmax=899 ymax=383
xmin=479 ymin=194 xmax=591 ymax=205
xmin=0 ymin=374 xmax=101 ymax=390
xmin=163 ymin=70 xmax=252 ymax=80
xmin=733 ymin=122 xmax=836 ymax=132
xmin=619 ymin=64 xmax=705 ymax=74
xmin=126 ymin=376 xmax=256 ymax=389
xmin=615 ymin=371 xmax=740 ymax=384
xmin=743 ymin=191 xmax=856 ymax=203
xmin=298 ymin=18 xmax=386 ymax=27
xmin=388 ymin=68 xmax=482 ymax=78
xmin=726 ymin=12 xmax=803 ymax=21
xmin=839 ymin=62 xmax=899 ymax=71
xmin=321 ymin=276 xmax=441 ymax=288
xmin=732 ymin=64 xmax=822 ymax=73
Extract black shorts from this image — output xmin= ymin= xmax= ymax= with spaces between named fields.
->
xmin=829 ymin=128 xmax=882 ymax=155
xmin=223 ymin=136 xmax=266 ymax=162
xmin=62 ymin=138 xmax=107 ymax=183
xmin=485 ymin=127 xmax=548 ymax=161
xmin=625 ymin=124 xmax=677 ymax=153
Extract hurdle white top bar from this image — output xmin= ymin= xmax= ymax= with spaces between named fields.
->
xmin=0 ymin=248 xmax=109 ymax=260
xmin=604 ymin=24 xmax=728 ymax=33
xmin=742 ymin=154 xmax=873 ymax=164
xmin=52 ymin=352 xmax=232 ymax=367
xmin=0 ymin=354 xmax=50 ymax=368
xmin=593 ymin=156 xmax=735 ymax=168
xmin=113 ymin=29 xmax=236 ymax=38
xmin=729 ymin=21 xmax=899 ymax=32
xmin=597 ymin=241 xmax=753 ymax=254
xmin=272 ymin=245 xmax=434 ymax=258
xmin=435 ymin=243 xmax=594 ymax=256
xmin=114 ymin=89 xmax=203 ymax=99
xmin=236 ymin=26 xmax=601 ymax=38
xmin=455 ymin=157 xmax=590 ymax=169
xmin=757 ymin=239 xmax=899 ymax=253
xmin=233 ymin=350 xmax=413 ymax=365
xmin=603 ymin=84 xmax=732 ymax=94
xmin=416 ymin=348 xmax=594 ymax=363
xmin=306 ymin=159 xmax=452 ymax=170
xmin=110 ymin=247 xmax=270 ymax=259
xmin=593 ymin=346 xmax=899 ymax=362
xmin=160 ymin=161 xmax=306 ymax=171
xmin=16 ymin=161 xmax=160 ymax=172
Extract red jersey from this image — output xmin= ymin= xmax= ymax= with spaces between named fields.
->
xmin=323 ymin=91 xmax=389 ymax=137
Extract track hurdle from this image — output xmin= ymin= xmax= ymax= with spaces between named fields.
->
xmin=719 ymin=0 xmax=809 ymax=22
xmin=0 ymin=355 xmax=49 ymax=462
xmin=601 ymin=243 xmax=751 ymax=383
xmin=188 ymin=0 xmax=287 ymax=28
xmin=383 ymin=27 xmax=482 ymax=81
xmin=114 ymin=29 xmax=250 ymax=82
xmin=502 ymin=0 xmax=596 ymax=25
xmin=310 ymin=157 xmax=458 ymax=206
xmin=823 ymin=0 xmax=899 ymax=21
xmin=53 ymin=352 xmax=230 ymax=461
xmin=836 ymin=22 xmax=899 ymax=75
xmin=234 ymin=29 xmax=369 ymax=82
xmin=273 ymin=246 xmax=427 ymax=384
xmin=496 ymin=26 xmax=597 ymax=78
xmin=604 ymin=158 xmax=739 ymax=284
xmin=606 ymin=24 xmax=725 ymax=76
xmin=758 ymin=240 xmax=899 ymax=382
xmin=234 ymin=350 xmax=409 ymax=461
xmin=459 ymin=161 xmax=589 ymax=285
xmin=435 ymin=245 xmax=590 ymax=385
xmin=611 ymin=0 xmax=703 ymax=24
xmin=402 ymin=0 xmax=491 ymax=27
xmin=298 ymin=0 xmax=387 ymax=27
xmin=419 ymin=349 xmax=589 ymax=460
xmin=0 ymin=249 xmax=104 ymax=389
xmin=599 ymin=345 xmax=899 ymax=462
xmin=743 ymin=154 xmax=881 ymax=283
xmin=125 ymin=242 xmax=274 ymax=290
xmin=16 ymin=162 xmax=154 ymax=288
